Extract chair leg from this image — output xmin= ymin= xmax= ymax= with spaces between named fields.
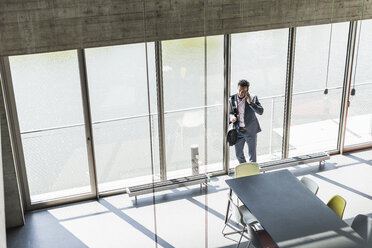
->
xmin=222 ymin=213 xmax=244 ymax=236
xmin=222 ymin=213 xmax=236 ymax=235
xmin=222 ymin=213 xmax=231 ymax=235
xmin=245 ymin=227 xmax=252 ymax=248
xmin=236 ymin=226 xmax=246 ymax=248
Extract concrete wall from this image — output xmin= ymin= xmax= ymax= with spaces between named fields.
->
xmin=0 ymin=75 xmax=24 ymax=228
xmin=0 ymin=0 xmax=371 ymax=56
xmin=0 ymin=92 xmax=6 ymax=248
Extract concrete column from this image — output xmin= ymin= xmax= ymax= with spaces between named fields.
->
xmin=0 ymin=103 xmax=6 ymax=248
xmin=0 ymin=72 xmax=24 ymax=228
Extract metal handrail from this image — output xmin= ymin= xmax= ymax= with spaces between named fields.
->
xmin=20 ymin=82 xmax=372 ymax=135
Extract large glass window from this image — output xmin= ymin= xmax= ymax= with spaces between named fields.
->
xmin=231 ymin=28 xmax=288 ymax=165
xmin=85 ymin=43 xmax=158 ymax=192
xmin=162 ymin=36 xmax=224 ymax=179
xmin=9 ymin=51 xmax=91 ymax=203
xmin=290 ymin=22 xmax=349 ymax=156
xmin=345 ymin=19 xmax=372 ymax=147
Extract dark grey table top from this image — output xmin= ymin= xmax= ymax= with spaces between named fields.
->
xmin=225 ymin=170 xmax=366 ymax=247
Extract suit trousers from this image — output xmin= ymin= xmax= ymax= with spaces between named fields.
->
xmin=234 ymin=129 xmax=257 ymax=163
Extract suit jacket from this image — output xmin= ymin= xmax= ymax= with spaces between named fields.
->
xmin=229 ymin=93 xmax=264 ymax=134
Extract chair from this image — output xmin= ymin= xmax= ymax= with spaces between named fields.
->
xmin=327 ymin=195 xmax=346 ymax=219
xmin=223 ymin=163 xmax=260 ymax=242
xmin=235 ymin=162 xmax=260 ymax=178
xmin=222 ymin=193 xmax=258 ymax=247
xmin=300 ymin=176 xmax=319 ymax=195
xmin=351 ymin=214 xmax=372 ymax=246
xmin=234 ymin=162 xmax=260 ymax=208
xmin=225 ymin=162 xmax=260 ymax=224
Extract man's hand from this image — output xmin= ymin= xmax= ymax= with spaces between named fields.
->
xmin=246 ymin=93 xmax=252 ymax=104
xmin=232 ymin=115 xmax=238 ymax=123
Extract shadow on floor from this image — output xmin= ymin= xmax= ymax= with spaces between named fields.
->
xmin=7 ymin=211 xmax=88 ymax=248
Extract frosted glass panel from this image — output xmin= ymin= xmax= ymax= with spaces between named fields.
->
xmin=345 ymin=20 xmax=372 ymax=146
xmin=9 ymin=51 xmax=91 ymax=202
xmin=21 ymin=127 xmax=90 ymax=202
xmin=85 ymin=43 xmax=158 ymax=191
xmin=92 ymin=117 xmax=158 ymax=190
xmin=231 ymin=28 xmax=288 ymax=165
xmin=85 ymin=43 xmax=157 ymax=121
xmin=10 ymin=51 xmax=84 ymax=131
xmin=162 ymin=36 xmax=224 ymax=178
xmin=231 ymin=29 xmax=288 ymax=97
xmin=163 ymin=38 xmax=204 ymax=111
xmin=290 ymin=23 xmax=349 ymax=156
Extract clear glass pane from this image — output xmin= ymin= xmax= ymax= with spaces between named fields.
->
xmin=290 ymin=23 xmax=349 ymax=156
xmin=9 ymin=51 xmax=91 ymax=202
xmin=345 ymin=20 xmax=372 ymax=146
xmin=85 ymin=43 xmax=159 ymax=191
xmin=230 ymin=28 xmax=288 ymax=166
xmin=162 ymin=36 xmax=224 ymax=179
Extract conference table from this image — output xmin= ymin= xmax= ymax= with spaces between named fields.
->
xmin=225 ymin=169 xmax=366 ymax=247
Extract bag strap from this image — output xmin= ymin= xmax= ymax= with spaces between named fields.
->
xmin=230 ymin=95 xmax=236 ymax=108
xmin=230 ymin=95 xmax=238 ymax=117
xmin=229 ymin=95 xmax=238 ymax=130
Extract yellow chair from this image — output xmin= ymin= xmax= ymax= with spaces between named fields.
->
xmin=327 ymin=195 xmax=347 ymax=219
xmin=223 ymin=162 xmax=260 ymax=237
xmin=235 ymin=162 xmax=260 ymax=178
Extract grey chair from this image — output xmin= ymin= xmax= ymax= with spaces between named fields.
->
xmin=222 ymin=193 xmax=258 ymax=247
xmin=300 ymin=176 xmax=319 ymax=195
xmin=351 ymin=214 xmax=372 ymax=247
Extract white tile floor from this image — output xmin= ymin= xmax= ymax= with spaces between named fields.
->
xmin=7 ymin=150 xmax=372 ymax=248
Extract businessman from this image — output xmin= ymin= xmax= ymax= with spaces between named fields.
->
xmin=230 ymin=79 xmax=264 ymax=163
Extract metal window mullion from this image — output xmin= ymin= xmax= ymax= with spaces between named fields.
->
xmin=337 ymin=21 xmax=358 ymax=154
xmin=223 ymin=34 xmax=231 ymax=173
xmin=0 ymin=56 xmax=29 ymax=213
xmin=282 ymin=27 xmax=296 ymax=159
xmin=155 ymin=41 xmax=167 ymax=181
xmin=77 ymin=49 xmax=99 ymax=199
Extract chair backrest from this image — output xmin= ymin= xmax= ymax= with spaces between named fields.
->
xmin=228 ymin=195 xmax=244 ymax=225
xmin=235 ymin=162 xmax=260 ymax=178
xmin=300 ymin=176 xmax=319 ymax=195
xmin=327 ymin=195 xmax=346 ymax=219
xmin=351 ymin=214 xmax=372 ymax=246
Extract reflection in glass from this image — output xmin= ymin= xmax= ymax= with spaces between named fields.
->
xmin=345 ymin=20 xmax=372 ymax=146
xmin=290 ymin=23 xmax=349 ymax=156
xmin=9 ymin=51 xmax=91 ymax=202
xmin=162 ymin=36 xmax=224 ymax=178
xmin=85 ymin=43 xmax=158 ymax=191
xmin=231 ymin=28 xmax=288 ymax=165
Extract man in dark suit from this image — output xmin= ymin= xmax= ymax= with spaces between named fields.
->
xmin=230 ymin=79 xmax=264 ymax=163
